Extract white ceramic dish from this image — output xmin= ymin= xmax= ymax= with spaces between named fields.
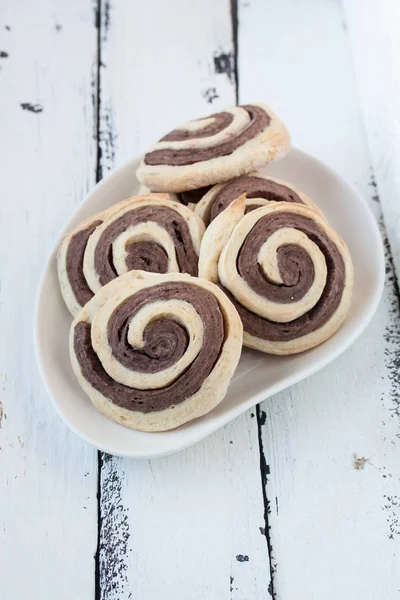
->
xmin=35 ymin=148 xmax=385 ymax=458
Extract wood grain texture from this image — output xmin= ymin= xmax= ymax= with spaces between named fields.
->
xmin=239 ymin=0 xmax=400 ymax=597
xmin=342 ymin=0 xmax=400 ymax=279
xmin=96 ymin=1 xmax=271 ymax=598
xmin=0 ymin=1 xmax=98 ymax=597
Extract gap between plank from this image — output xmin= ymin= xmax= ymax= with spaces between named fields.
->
xmin=256 ymin=405 xmax=276 ymax=599
xmin=95 ymin=450 xmax=103 ymax=600
xmin=230 ymin=0 xmax=239 ymax=105
xmin=94 ymin=0 xmax=103 ymax=598
xmin=95 ymin=0 xmax=103 ymax=183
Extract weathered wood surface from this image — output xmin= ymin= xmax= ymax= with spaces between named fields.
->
xmin=96 ymin=1 xmax=271 ymax=598
xmin=343 ymin=0 xmax=400 ymax=281
xmin=239 ymin=0 xmax=400 ymax=597
xmin=0 ymin=0 xmax=399 ymax=598
xmin=0 ymin=1 xmax=98 ymax=598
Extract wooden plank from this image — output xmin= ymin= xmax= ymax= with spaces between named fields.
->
xmin=239 ymin=0 xmax=400 ymax=597
xmin=0 ymin=2 xmax=98 ymax=597
xmin=342 ymin=1 xmax=400 ymax=279
xmin=96 ymin=1 xmax=272 ymax=598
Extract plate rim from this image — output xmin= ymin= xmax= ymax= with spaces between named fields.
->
xmin=34 ymin=147 xmax=385 ymax=458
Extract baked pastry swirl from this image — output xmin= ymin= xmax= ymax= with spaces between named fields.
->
xmin=136 ymin=102 xmax=290 ymax=192
xmin=195 ymin=173 xmax=319 ymax=225
xmin=70 ymin=271 xmax=243 ymax=431
xmin=199 ymin=197 xmax=353 ymax=354
xmin=58 ymin=194 xmax=205 ymax=316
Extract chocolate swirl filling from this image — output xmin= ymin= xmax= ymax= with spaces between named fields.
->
xmin=223 ymin=212 xmax=345 ymax=341
xmin=66 ymin=220 xmax=103 ymax=306
xmin=73 ymin=282 xmax=224 ymax=413
xmin=93 ymin=205 xmax=199 ymax=285
xmin=176 ymin=186 xmax=212 ymax=206
xmin=162 ymin=112 xmax=233 ymax=142
xmin=210 ymin=176 xmax=303 ymax=223
xmin=144 ymin=105 xmax=270 ymax=167
xmin=124 ymin=241 xmax=169 ymax=273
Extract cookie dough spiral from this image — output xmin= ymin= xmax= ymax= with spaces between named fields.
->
xmin=70 ymin=271 xmax=243 ymax=431
xmin=195 ymin=173 xmax=319 ymax=225
xmin=136 ymin=102 xmax=290 ymax=192
xmin=57 ymin=197 xmax=137 ymax=317
xmin=58 ymin=194 xmax=205 ymax=316
xmin=199 ymin=197 xmax=353 ymax=354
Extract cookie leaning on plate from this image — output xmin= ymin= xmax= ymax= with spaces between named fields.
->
xmin=136 ymin=102 xmax=290 ymax=192
xmin=70 ymin=271 xmax=243 ymax=432
xmin=58 ymin=193 xmax=205 ymax=316
xmin=194 ymin=172 xmax=321 ymax=226
xmin=138 ymin=174 xmax=319 ymax=220
xmin=199 ymin=197 xmax=354 ymax=355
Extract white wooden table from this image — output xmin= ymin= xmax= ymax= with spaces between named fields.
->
xmin=1 ymin=1 xmax=400 ymax=598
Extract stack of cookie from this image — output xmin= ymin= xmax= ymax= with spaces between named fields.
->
xmin=58 ymin=102 xmax=353 ymax=432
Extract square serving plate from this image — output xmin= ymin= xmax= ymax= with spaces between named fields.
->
xmin=35 ymin=148 xmax=384 ymax=458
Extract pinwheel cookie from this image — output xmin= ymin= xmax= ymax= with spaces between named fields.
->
xmin=58 ymin=194 xmax=205 ymax=316
xmin=70 ymin=271 xmax=243 ymax=431
xmin=194 ymin=172 xmax=320 ymax=225
xmin=199 ymin=197 xmax=353 ymax=355
xmin=136 ymin=102 xmax=290 ymax=192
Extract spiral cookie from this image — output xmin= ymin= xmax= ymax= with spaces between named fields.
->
xmin=136 ymin=102 xmax=290 ymax=193
xmin=199 ymin=198 xmax=353 ymax=354
xmin=70 ymin=271 xmax=243 ymax=431
xmin=195 ymin=173 xmax=319 ymax=225
xmin=57 ymin=198 xmax=136 ymax=317
xmin=58 ymin=194 xmax=205 ymax=316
